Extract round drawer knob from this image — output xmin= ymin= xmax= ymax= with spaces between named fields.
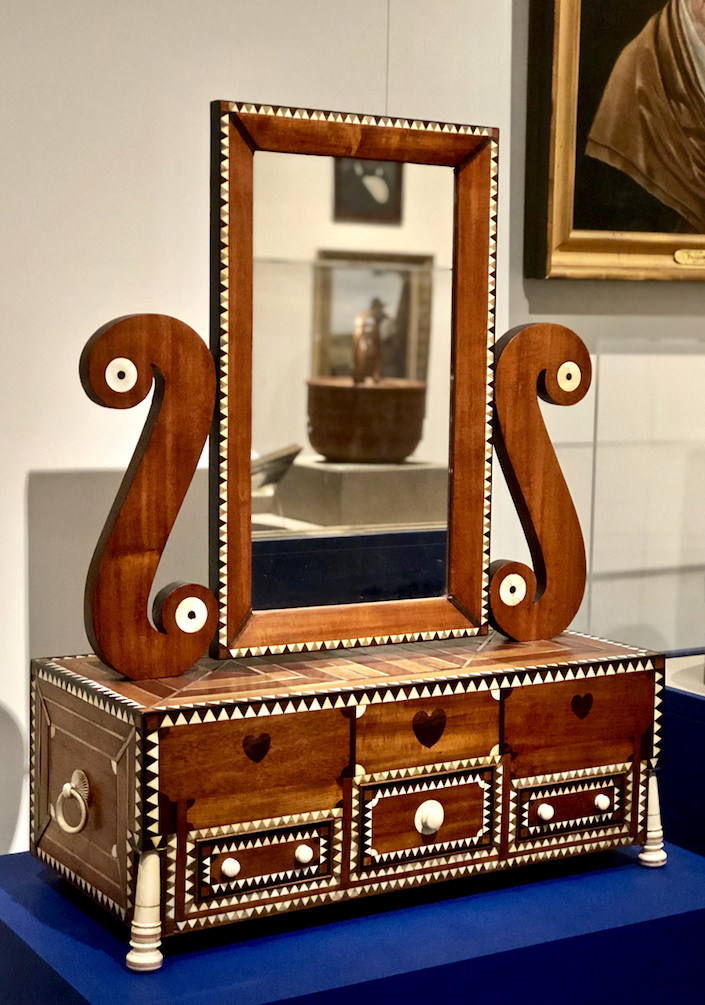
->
xmin=594 ymin=793 xmax=612 ymax=812
xmin=294 ymin=843 xmax=314 ymax=866
xmin=537 ymin=802 xmax=555 ymax=822
xmin=414 ymin=798 xmax=445 ymax=836
xmin=221 ymin=857 xmax=241 ymax=879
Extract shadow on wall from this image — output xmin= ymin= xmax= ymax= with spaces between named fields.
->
xmin=27 ymin=469 xmax=209 ymax=659
xmin=0 ymin=704 xmax=25 ymax=853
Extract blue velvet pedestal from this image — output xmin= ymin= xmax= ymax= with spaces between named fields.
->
xmin=661 ymin=685 xmax=705 ymax=858
xmin=2 ymin=844 xmax=704 ymax=1004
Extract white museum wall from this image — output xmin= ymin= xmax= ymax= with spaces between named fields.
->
xmin=3 ymin=0 xmax=704 ymax=858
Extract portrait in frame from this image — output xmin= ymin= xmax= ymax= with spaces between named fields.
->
xmin=333 ymin=158 xmax=403 ymax=223
xmin=525 ymin=0 xmax=705 ymax=280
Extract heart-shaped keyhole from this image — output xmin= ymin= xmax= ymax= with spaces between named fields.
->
xmin=412 ymin=708 xmax=446 ymax=748
xmin=571 ymin=694 xmax=593 ymax=720
xmin=243 ymin=733 xmax=271 ymax=762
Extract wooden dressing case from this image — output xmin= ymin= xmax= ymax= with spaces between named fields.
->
xmin=30 ymin=104 xmax=667 ymax=971
xmin=31 ymin=633 xmax=664 ymax=971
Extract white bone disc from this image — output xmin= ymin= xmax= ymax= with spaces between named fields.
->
xmin=174 ymin=596 xmax=209 ymax=634
xmin=499 ymin=573 xmax=526 ymax=607
xmin=557 ymin=361 xmax=581 ymax=392
xmin=105 ymin=357 xmax=138 ymax=392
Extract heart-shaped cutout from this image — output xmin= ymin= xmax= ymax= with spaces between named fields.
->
xmin=412 ymin=708 xmax=446 ymax=748
xmin=571 ymin=694 xmax=593 ymax=720
xmin=243 ymin=733 xmax=271 ymax=762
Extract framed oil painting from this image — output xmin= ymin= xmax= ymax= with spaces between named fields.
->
xmin=333 ymin=158 xmax=403 ymax=223
xmin=525 ymin=0 xmax=705 ymax=280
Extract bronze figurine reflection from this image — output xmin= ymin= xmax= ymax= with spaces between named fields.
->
xmin=352 ymin=298 xmax=387 ymax=384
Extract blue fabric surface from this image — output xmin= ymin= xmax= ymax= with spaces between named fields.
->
xmin=661 ymin=687 xmax=705 ymax=856
xmin=1 ymin=845 xmax=704 ymax=1003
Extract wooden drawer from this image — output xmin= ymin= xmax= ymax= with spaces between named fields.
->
xmin=198 ymin=819 xmax=339 ymax=900
xmin=504 ymin=672 xmax=655 ymax=778
xmin=167 ymin=810 xmax=344 ymax=929
xmin=354 ymin=763 xmax=498 ymax=872
xmin=355 ymin=690 xmax=500 ymax=773
xmin=31 ymin=676 xmax=136 ymax=915
xmin=158 ymin=708 xmax=350 ymax=829
xmin=507 ymin=766 xmax=637 ymax=857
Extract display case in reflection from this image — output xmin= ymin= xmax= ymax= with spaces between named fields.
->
xmin=308 ymin=251 xmax=434 ymax=463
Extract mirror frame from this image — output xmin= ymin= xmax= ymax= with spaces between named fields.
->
xmin=209 ymin=101 xmax=498 ymax=658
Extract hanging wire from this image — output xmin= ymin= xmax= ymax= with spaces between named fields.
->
xmin=385 ymin=0 xmax=391 ymax=116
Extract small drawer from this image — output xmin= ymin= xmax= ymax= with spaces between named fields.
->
xmin=355 ymin=691 xmax=500 ymax=774
xmin=355 ymin=764 xmax=498 ymax=871
xmin=509 ymin=769 xmax=633 ymax=853
xmin=197 ymin=821 xmax=336 ymax=902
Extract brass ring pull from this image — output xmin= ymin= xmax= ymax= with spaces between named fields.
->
xmin=55 ymin=770 xmax=90 ymax=834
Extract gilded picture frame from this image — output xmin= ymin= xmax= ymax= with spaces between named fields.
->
xmin=525 ymin=0 xmax=705 ymax=280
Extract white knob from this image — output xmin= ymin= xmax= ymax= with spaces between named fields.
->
xmin=414 ymin=798 xmax=445 ymax=835
xmin=594 ymin=793 xmax=611 ymax=812
xmin=537 ymin=802 xmax=555 ymax=822
xmin=295 ymin=843 xmax=314 ymax=865
xmin=221 ymin=857 xmax=241 ymax=879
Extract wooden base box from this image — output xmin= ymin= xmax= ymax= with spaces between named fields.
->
xmin=30 ymin=631 xmax=666 ymax=971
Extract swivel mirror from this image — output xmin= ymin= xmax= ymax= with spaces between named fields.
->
xmin=209 ymin=101 xmax=499 ymax=657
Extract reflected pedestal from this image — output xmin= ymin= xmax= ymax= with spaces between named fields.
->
xmin=307 ymin=377 xmax=427 ymax=464
xmin=276 ymin=455 xmax=447 ymax=527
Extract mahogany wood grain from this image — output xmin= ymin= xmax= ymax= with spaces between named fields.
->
xmin=80 ymin=314 xmax=219 ymax=679
xmin=30 ymin=633 xmax=663 ymax=952
xmin=158 ymin=709 xmax=349 ymax=828
xmin=213 ymin=102 xmax=498 ymax=655
xmin=504 ymin=671 xmax=655 ymax=777
xmin=220 ymin=119 xmax=254 ymax=643
xmin=202 ymin=834 xmax=329 ymax=897
xmin=356 ymin=691 xmax=499 ymax=773
xmin=489 ymin=323 xmax=592 ymax=641
xmin=232 ymin=104 xmax=492 ymax=165
xmin=232 ymin=596 xmax=479 ymax=651
xmin=41 ymin=634 xmax=660 ymax=708
xmin=447 ymin=140 xmax=494 ymax=624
